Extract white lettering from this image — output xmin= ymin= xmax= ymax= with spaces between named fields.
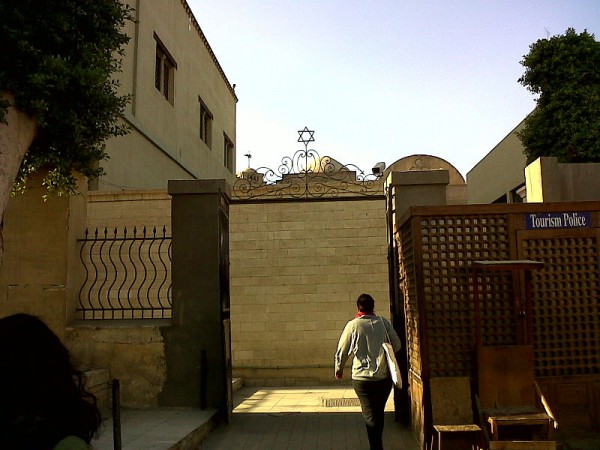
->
xmin=529 ymin=214 xmax=537 ymax=227
xmin=531 ymin=215 xmax=562 ymax=228
xmin=562 ymin=212 xmax=587 ymax=227
xmin=528 ymin=212 xmax=589 ymax=229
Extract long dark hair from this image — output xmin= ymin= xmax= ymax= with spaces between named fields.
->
xmin=0 ymin=313 xmax=102 ymax=449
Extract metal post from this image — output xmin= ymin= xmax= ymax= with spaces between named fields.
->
xmin=200 ymin=350 xmax=208 ymax=410
xmin=112 ymin=379 xmax=122 ymax=450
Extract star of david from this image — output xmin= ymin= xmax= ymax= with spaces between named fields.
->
xmin=297 ymin=127 xmax=315 ymax=146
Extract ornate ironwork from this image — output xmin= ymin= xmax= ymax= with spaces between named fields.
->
xmin=77 ymin=226 xmax=172 ymax=319
xmin=233 ymin=127 xmax=383 ymax=200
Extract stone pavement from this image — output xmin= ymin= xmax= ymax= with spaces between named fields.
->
xmin=92 ymin=384 xmax=600 ymax=449
xmin=93 ymin=385 xmax=419 ymax=450
xmin=93 ymin=408 xmax=218 ymax=449
xmin=199 ymin=386 xmax=419 ymax=450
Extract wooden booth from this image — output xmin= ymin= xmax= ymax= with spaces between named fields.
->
xmin=387 ymin=201 xmax=600 ymax=449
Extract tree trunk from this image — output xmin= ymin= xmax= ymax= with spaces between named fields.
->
xmin=0 ymin=91 xmax=38 ymax=267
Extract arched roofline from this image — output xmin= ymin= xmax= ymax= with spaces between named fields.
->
xmin=384 ymin=154 xmax=466 ymax=184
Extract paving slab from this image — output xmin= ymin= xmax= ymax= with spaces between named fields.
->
xmin=91 ymin=385 xmax=600 ymax=449
xmin=91 ymin=385 xmax=418 ymax=450
xmin=199 ymin=386 xmax=419 ymax=450
xmin=93 ymin=408 xmax=218 ymax=450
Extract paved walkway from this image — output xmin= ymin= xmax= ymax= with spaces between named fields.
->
xmin=93 ymin=385 xmax=418 ymax=450
xmin=199 ymin=386 xmax=419 ymax=450
xmin=94 ymin=408 xmax=218 ymax=449
xmin=92 ymin=384 xmax=600 ymax=449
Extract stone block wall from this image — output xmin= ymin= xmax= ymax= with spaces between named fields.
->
xmin=229 ymin=198 xmax=390 ymax=385
xmin=85 ymin=189 xmax=171 ymax=231
xmin=67 ymin=324 xmax=167 ymax=408
xmin=0 ymin=172 xmax=86 ymax=338
xmin=82 ymin=369 xmax=110 ymax=413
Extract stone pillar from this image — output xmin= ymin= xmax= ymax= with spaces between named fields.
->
xmin=160 ymin=179 xmax=232 ymax=420
xmin=386 ymin=170 xmax=450 ymax=223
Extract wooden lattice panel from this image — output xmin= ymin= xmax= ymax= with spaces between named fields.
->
xmin=397 ymin=219 xmax=420 ymax=376
xmin=419 ymin=215 xmax=511 ymax=377
xmin=521 ymin=232 xmax=600 ymax=377
xmin=475 ymin=272 xmax=518 ymax=347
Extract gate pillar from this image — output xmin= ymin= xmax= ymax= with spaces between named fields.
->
xmin=160 ymin=179 xmax=232 ymax=421
xmin=385 ymin=169 xmax=450 ymax=439
xmin=386 ymin=170 xmax=450 ymax=220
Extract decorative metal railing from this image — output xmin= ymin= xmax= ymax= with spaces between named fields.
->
xmin=232 ymin=127 xmax=383 ymax=200
xmin=77 ymin=226 xmax=172 ymax=319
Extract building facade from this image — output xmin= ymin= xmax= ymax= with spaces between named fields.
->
xmin=467 ymin=119 xmax=527 ymax=204
xmin=467 ymin=117 xmax=600 ymax=204
xmin=96 ymin=0 xmax=238 ymax=191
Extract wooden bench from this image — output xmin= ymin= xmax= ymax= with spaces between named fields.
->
xmin=477 ymin=345 xmax=557 ymax=446
xmin=430 ymin=377 xmax=482 ymax=450
xmin=433 ymin=424 xmax=482 ymax=450
xmin=486 ymin=411 xmax=553 ymax=441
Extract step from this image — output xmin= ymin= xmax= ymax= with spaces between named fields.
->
xmin=489 ymin=441 xmax=556 ymax=450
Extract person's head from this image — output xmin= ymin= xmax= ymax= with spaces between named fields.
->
xmin=0 ymin=313 xmax=101 ymax=449
xmin=356 ymin=293 xmax=375 ymax=314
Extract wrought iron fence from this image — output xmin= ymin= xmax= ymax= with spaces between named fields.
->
xmin=77 ymin=226 xmax=172 ymax=319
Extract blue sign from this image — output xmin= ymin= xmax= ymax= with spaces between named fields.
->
xmin=526 ymin=212 xmax=592 ymax=230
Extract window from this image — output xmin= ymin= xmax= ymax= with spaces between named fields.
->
xmin=154 ymin=33 xmax=176 ymax=103
xmin=199 ymin=97 xmax=213 ymax=147
xmin=224 ymin=133 xmax=235 ymax=173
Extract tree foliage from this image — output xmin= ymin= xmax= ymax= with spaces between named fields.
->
xmin=0 ymin=0 xmax=133 ymax=194
xmin=518 ymin=28 xmax=600 ymax=164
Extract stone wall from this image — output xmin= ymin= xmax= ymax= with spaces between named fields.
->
xmin=229 ymin=198 xmax=390 ymax=385
xmin=0 ymin=172 xmax=86 ymax=339
xmin=2 ymin=182 xmax=392 ymax=405
xmin=67 ymin=323 xmax=167 ymax=408
xmin=85 ymin=189 xmax=171 ymax=230
xmin=81 ymin=190 xmax=392 ymax=389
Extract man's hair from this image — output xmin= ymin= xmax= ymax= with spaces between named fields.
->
xmin=356 ymin=293 xmax=375 ymax=313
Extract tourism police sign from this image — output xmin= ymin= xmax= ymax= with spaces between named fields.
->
xmin=526 ymin=212 xmax=592 ymax=230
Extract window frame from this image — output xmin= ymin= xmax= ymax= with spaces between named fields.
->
xmin=223 ymin=132 xmax=235 ymax=173
xmin=199 ymin=97 xmax=213 ymax=147
xmin=154 ymin=32 xmax=177 ymax=104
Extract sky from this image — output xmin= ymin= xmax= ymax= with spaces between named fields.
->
xmin=187 ymin=0 xmax=600 ymax=178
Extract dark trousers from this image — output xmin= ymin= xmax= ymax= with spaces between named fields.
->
xmin=353 ymin=377 xmax=393 ymax=450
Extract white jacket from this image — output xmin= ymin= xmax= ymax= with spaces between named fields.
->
xmin=334 ymin=315 xmax=402 ymax=381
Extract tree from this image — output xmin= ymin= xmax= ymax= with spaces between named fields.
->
xmin=518 ymin=28 xmax=600 ymax=164
xmin=0 ymin=0 xmax=132 ymax=264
